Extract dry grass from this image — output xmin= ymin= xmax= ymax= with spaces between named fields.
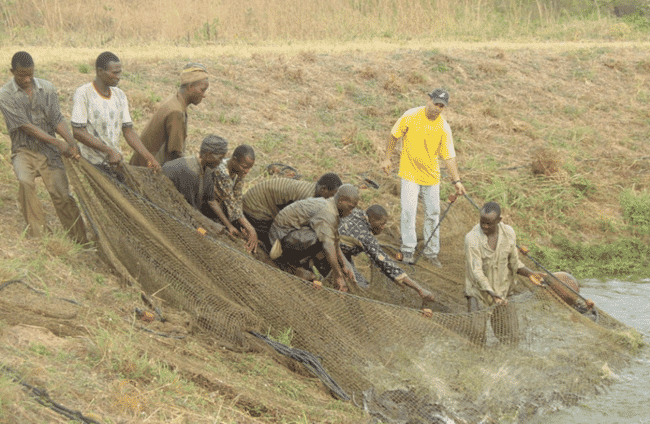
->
xmin=0 ymin=0 xmax=643 ymax=46
xmin=1 ymin=42 xmax=650 ymax=422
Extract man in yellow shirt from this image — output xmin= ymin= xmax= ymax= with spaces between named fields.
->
xmin=382 ymin=88 xmax=466 ymax=267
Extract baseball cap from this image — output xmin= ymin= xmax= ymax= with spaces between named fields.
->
xmin=428 ymin=88 xmax=449 ymax=106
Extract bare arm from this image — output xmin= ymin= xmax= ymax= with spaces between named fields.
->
xmin=54 ymin=121 xmax=80 ymax=159
xmin=381 ymin=134 xmax=400 ymax=174
xmin=517 ymin=267 xmax=545 ymax=285
xmin=73 ymin=126 xmax=122 ymax=164
xmin=323 ymin=239 xmax=348 ymax=292
xmin=208 ymin=199 xmax=239 ymax=236
xmin=237 ymin=216 xmax=258 ymax=254
xmin=123 ymin=126 xmax=161 ymax=172
xmin=398 ymin=276 xmax=435 ymax=302
xmin=18 ymin=123 xmax=70 ymax=152
xmin=443 ymin=157 xmax=467 ymax=195
xmin=336 ymin=245 xmax=356 ymax=283
xmin=336 ymin=250 xmax=357 ymax=283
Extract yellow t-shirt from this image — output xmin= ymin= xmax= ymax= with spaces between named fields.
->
xmin=390 ymin=106 xmax=455 ymax=185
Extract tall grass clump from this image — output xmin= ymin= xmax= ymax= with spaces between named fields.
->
xmin=0 ymin=0 xmax=645 ymax=46
xmin=620 ymin=189 xmax=650 ymax=235
xmin=527 ymin=189 xmax=650 ymax=278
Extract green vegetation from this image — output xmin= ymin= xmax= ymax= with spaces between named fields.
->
xmin=621 ymin=189 xmax=650 ymax=235
xmin=267 ymin=327 xmax=294 ymax=347
xmin=526 ymin=189 xmax=650 ymax=278
xmin=529 ymin=235 xmax=650 ymax=278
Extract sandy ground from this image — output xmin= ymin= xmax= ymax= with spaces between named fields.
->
xmin=4 ymin=40 xmax=650 ymax=65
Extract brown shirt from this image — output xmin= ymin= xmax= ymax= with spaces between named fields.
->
xmin=269 ymin=197 xmax=340 ymax=246
xmin=130 ymin=93 xmax=187 ymax=166
xmin=0 ymin=78 xmax=65 ymax=168
xmin=242 ymin=178 xmax=317 ymax=222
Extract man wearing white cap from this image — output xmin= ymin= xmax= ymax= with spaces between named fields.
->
xmin=131 ymin=63 xmax=209 ymax=167
xmin=381 ymin=88 xmax=466 ymax=267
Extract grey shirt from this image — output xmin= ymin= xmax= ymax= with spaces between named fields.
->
xmin=162 ymin=156 xmax=215 ymax=210
xmin=0 ymin=78 xmax=65 ymax=169
xmin=269 ymin=197 xmax=340 ymax=246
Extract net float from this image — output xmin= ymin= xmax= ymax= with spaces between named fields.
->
xmin=544 ymin=272 xmax=582 ymax=306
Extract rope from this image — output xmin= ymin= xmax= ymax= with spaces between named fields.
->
xmin=0 ymin=363 xmax=103 ymax=424
xmin=249 ymin=331 xmax=350 ymax=401
xmin=0 ymin=279 xmax=82 ymax=306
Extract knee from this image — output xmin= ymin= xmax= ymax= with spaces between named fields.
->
xmin=51 ymin=193 xmax=75 ymax=208
xmin=16 ymin=177 xmax=36 ymax=191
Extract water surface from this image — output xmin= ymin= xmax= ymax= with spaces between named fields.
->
xmin=532 ymin=278 xmax=650 ymax=424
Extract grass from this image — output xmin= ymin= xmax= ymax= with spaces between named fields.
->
xmin=266 ymin=327 xmax=295 ymax=347
xmin=2 ymin=0 xmax=650 ymax=46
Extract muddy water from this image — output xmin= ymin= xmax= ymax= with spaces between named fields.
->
xmin=531 ymin=278 xmax=650 ymax=424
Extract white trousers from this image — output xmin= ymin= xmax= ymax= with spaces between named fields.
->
xmin=400 ymin=179 xmax=440 ymax=257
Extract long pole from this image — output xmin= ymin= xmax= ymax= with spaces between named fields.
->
xmin=413 ymin=193 xmax=457 ymax=264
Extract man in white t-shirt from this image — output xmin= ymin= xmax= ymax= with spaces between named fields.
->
xmin=71 ymin=51 xmax=160 ymax=177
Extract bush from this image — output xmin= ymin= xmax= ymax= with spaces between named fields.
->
xmin=529 ymin=235 xmax=650 ymax=279
xmin=620 ymin=189 xmax=650 ymax=235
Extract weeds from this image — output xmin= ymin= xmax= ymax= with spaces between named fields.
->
xmin=529 ymin=235 xmax=650 ymax=279
xmin=620 ymin=189 xmax=650 ymax=235
xmin=218 ymin=113 xmax=241 ymax=125
xmin=259 ymin=132 xmax=288 ymax=154
xmin=3 ymin=0 xmax=643 ymax=46
xmin=266 ymin=326 xmax=294 ymax=346
xmin=0 ymin=374 xmax=19 ymax=420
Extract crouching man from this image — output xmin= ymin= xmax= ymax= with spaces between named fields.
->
xmin=242 ymin=172 xmax=342 ymax=251
xmin=331 ymin=204 xmax=435 ymax=302
xmin=268 ymin=184 xmax=358 ymax=292
xmin=162 ymin=134 xmax=227 ymax=211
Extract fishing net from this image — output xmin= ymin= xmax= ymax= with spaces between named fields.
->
xmin=65 ymin=157 xmax=641 ymax=423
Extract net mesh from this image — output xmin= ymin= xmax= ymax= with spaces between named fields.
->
xmin=65 ymin=158 xmax=640 ymax=423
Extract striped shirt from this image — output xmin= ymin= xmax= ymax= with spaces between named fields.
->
xmin=0 ymin=78 xmax=65 ymax=168
xmin=243 ymin=178 xmax=317 ymax=222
